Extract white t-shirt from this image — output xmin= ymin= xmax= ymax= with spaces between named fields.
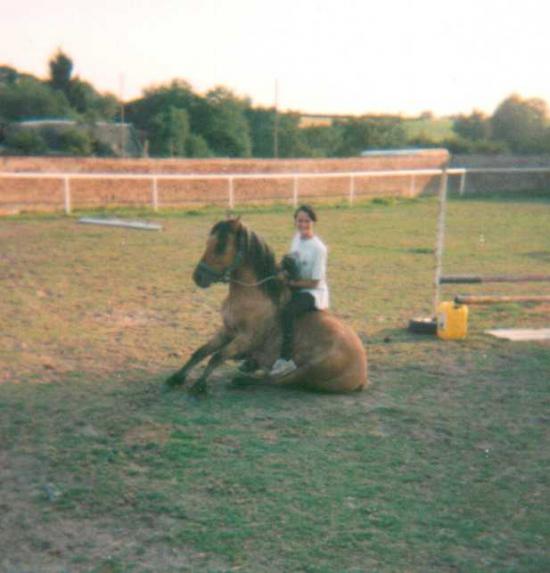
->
xmin=290 ymin=233 xmax=330 ymax=309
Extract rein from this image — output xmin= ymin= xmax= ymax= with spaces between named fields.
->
xmin=230 ymin=275 xmax=279 ymax=287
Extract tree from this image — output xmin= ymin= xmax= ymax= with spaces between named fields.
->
xmin=197 ymin=86 xmax=252 ymax=157
xmin=0 ymin=77 xmax=71 ymax=121
xmin=186 ymin=134 xmax=211 ymax=157
xmin=245 ymin=106 xmax=276 ymax=157
xmin=67 ymin=78 xmax=118 ymax=119
xmin=490 ymin=95 xmax=549 ymax=153
xmin=126 ymin=80 xmax=197 ymax=132
xmin=276 ymin=113 xmax=312 ymax=158
xmin=302 ymin=125 xmax=343 ymax=157
xmin=0 ymin=66 xmax=18 ymax=86
xmin=453 ymin=110 xmax=490 ymax=141
xmin=125 ymin=79 xmax=203 ymax=156
xmin=150 ymin=107 xmax=191 ymax=156
xmin=48 ymin=50 xmax=73 ymax=94
xmin=334 ymin=117 xmax=407 ymax=156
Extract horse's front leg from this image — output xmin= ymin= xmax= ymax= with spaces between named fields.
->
xmin=165 ymin=330 xmax=232 ymax=388
xmin=189 ymin=334 xmax=252 ymax=394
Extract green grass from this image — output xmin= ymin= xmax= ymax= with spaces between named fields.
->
xmin=403 ymin=117 xmax=454 ymax=142
xmin=1 ymin=195 xmax=549 ymax=572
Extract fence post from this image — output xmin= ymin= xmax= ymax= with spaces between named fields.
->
xmin=63 ymin=177 xmax=71 ymax=214
xmin=293 ymin=176 xmax=299 ymax=207
xmin=348 ymin=175 xmax=355 ymax=205
xmin=433 ymin=167 xmax=449 ymax=313
xmin=151 ymin=177 xmax=159 ymax=211
xmin=409 ymin=174 xmax=416 ymax=197
xmin=228 ymin=177 xmax=234 ymax=209
xmin=459 ymin=171 xmax=467 ymax=196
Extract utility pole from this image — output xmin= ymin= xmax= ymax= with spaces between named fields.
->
xmin=273 ymin=78 xmax=279 ymax=158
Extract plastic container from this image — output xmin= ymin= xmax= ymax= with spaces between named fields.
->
xmin=436 ymin=301 xmax=468 ymax=340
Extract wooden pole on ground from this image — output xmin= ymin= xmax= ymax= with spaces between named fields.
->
xmin=441 ymin=274 xmax=550 ymax=284
xmin=455 ymin=294 xmax=550 ymax=305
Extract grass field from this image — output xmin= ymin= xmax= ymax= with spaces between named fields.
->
xmin=403 ymin=118 xmax=454 ymax=143
xmin=1 ymin=194 xmax=549 ymax=572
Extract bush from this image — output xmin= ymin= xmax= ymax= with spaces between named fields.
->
xmin=490 ymin=95 xmax=548 ymax=153
xmin=57 ymin=128 xmax=92 ymax=155
xmin=440 ymin=136 xmax=508 ymax=155
xmin=92 ymin=138 xmax=115 ymax=157
xmin=186 ymin=134 xmax=211 ymax=157
xmin=4 ymin=129 xmax=48 ymax=155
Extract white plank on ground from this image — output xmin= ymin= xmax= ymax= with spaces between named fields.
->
xmin=78 ymin=217 xmax=162 ymax=231
xmin=486 ymin=329 xmax=550 ymax=341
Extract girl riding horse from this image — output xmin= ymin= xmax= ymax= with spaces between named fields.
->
xmin=165 ymin=215 xmax=367 ymax=394
xmin=271 ymin=204 xmax=329 ymax=377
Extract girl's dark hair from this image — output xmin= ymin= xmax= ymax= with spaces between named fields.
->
xmin=294 ymin=204 xmax=317 ymax=222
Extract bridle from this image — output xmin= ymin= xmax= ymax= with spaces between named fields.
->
xmin=196 ymin=247 xmax=279 ymax=287
xmin=196 ymin=249 xmax=245 ymax=284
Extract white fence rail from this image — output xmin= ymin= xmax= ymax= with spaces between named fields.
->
xmin=1 ymin=166 xmax=550 ymax=213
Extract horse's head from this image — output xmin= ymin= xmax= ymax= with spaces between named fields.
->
xmin=193 ymin=218 xmax=244 ymax=288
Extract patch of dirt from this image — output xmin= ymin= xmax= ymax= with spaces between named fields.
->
xmin=123 ymin=422 xmax=173 ymax=447
xmin=91 ymin=308 xmax=162 ymax=329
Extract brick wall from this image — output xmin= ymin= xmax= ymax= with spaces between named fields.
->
xmin=0 ymin=151 xmax=449 ymax=213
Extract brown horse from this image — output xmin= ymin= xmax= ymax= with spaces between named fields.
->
xmin=165 ymin=218 xmax=367 ymax=394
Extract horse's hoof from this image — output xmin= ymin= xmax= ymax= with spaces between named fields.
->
xmin=164 ymin=372 xmax=185 ymax=388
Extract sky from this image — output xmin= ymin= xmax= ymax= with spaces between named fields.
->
xmin=1 ymin=0 xmax=548 ymax=117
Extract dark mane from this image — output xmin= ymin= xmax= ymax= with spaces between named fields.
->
xmin=237 ymin=224 xmax=283 ymax=303
xmin=211 ymin=220 xmax=282 ymax=303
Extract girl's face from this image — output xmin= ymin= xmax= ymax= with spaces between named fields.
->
xmin=295 ymin=210 xmax=314 ymax=238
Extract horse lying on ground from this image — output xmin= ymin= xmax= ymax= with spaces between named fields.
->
xmin=165 ymin=218 xmax=368 ymax=394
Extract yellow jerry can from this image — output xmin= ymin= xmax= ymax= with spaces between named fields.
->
xmin=436 ymin=301 xmax=468 ymax=340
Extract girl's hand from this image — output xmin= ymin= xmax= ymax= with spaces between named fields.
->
xmin=277 ymin=270 xmax=289 ymax=283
